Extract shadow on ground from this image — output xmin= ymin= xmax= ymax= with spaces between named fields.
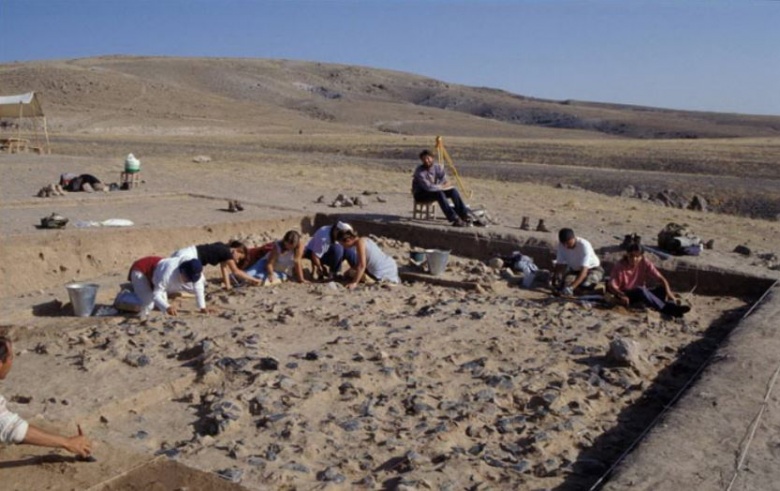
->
xmin=556 ymin=303 xmax=750 ymax=490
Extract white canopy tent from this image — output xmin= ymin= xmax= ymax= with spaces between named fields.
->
xmin=0 ymin=92 xmax=50 ymax=153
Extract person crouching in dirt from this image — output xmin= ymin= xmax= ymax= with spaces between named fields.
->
xmin=60 ymin=173 xmax=107 ymax=193
xmin=304 ymin=221 xmax=357 ymax=281
xmin=172 ymin=241 xmax=261 ymax=290
xmin=128 ymin=256 xmax=213 ymax=316
xmin=244 ymin=230 xmax=308 ymax=286
xmin=412 ymin=150 xmax=484 ymax=227
xmin=607 ymin=243 xmax=691 ymax=318
xmin=335 ymin=228 xmax=400 ymax=290
xmin=0 ymin=336 xmax=92 ymax=457
xmin=552 ymin=228 xmax=604 ymax=296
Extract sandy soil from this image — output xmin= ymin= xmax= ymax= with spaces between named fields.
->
xmin=1 ymin=150 xmax=779 ymax=490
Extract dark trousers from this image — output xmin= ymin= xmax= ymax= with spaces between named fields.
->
xmin=625 ymin=286 xmax=667 ymax=311
xmin=414 ymin=188 xmax=469 ymax=223
xmin=304 ymin=243 xmax=357 ymax=277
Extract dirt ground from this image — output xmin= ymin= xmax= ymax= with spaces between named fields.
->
xmin=1 ymin=149 xmax=779 ymax=490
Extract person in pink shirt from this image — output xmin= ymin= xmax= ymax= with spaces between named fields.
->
xmin=607 ymin=243 xmax=690 ymax=317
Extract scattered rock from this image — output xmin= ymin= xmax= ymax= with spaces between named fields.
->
xmin=688 ymin=194 xmax=708 ymax=212
xmin=192 ymin=155 xmax=212 ymax=163
xmin=606 ymin=338 xmax=643 ymax=369
xmin=215 ymin=467 xmax=243 ymax=483
xmin=733 ymin=245 xmax=752 ymax=256
xmin=619 ymin=185 xmax=636 ymax=198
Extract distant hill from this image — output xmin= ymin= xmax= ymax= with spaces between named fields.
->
xmin=1 ymin=56 xmax=779 ymax=139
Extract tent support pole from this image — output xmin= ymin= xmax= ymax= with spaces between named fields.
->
xmin=43 ymin=116 xmax=51 ymax=154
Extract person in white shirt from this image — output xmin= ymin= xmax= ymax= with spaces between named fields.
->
xmin=0 ymin=336 xmax=92 ymax=457
xmin=127 ymin=256 xmax=211 ymax=316
xmin=303 ymin=221 xmax=357 ymax=280
xmin=552 ymin=228 xmax=604 ymax=295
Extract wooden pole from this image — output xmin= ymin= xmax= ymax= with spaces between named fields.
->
xmin=17 ymin=102 xmax=23 ymax=148
xmin=43 ymin=116 xmax=51 ymax=154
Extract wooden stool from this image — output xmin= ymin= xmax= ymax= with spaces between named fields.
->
xmin=120 ymin=171 xmax=141 ymax=189
xmin=413 ymin=200 xmax=437 ymax=220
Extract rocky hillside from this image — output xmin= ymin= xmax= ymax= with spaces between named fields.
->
xmin=2 ymin=56 xmax=779 ymax=138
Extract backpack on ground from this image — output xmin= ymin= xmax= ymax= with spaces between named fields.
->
xmin=657 ymin=222 xmax=702 ymax=255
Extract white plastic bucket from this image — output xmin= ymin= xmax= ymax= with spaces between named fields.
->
xmin=425 ymin=249 xmax=450 ymax=276
xmin=125 ymin=153 xmax=141 ymax=173
xmin=66 ymin=283 xmax=99 ymax=317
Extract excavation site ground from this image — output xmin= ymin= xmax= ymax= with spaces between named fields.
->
xmin=1 ymin=177 xmax=778 ymax=490
xmin=3 ymin=55 xmax=780 ymax=490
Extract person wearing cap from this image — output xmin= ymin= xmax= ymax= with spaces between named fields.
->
xmin=412 ymin=150 xmax=481 ymax=228
xmin=128 ymin=256 xmax=211 ymax=316
xmin=304 ymin=221 xmax=358 ymax=280
xmin=0 ymin=336 xmax=92 ymax=457
xmin=172 ymin=241 xmax=260 ymax=290
xmin=552 ymin=228 xmax=604 ymax=296
xmin=607 ymin=243 xmax=691 ymax=317
xmin=335 ymin=228 xmax=400 ymax=289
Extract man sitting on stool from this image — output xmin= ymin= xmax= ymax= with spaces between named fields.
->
xmin=412 ymin=150 xmax=476 ymax=227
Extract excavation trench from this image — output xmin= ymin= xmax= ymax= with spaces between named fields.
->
xmin=0 ymin=212 xmax=775 ymax=490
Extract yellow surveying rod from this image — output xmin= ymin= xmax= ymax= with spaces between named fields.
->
xmin=434 ymin=136 xmax=473 ymax=199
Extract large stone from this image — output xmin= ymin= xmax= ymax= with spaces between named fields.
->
xmin=620 ymin=185 xmax=636 ymax=198
xmin=688 ymin=194 xmax=708 ymax=212
xmin=606 ymin=338 xmax=643 ymax=369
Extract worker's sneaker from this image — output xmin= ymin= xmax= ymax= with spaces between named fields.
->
xmin=451 ymin=218 xmax=468 ymax=227
xmin=234 ymin=200 xmax=244 ymax=211
xmin=661 ymin=303 xmax=691 ymax=318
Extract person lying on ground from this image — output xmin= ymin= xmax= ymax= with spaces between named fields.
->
xmin=304 ymin=221 xmax=357 ymax=280
xmin=336 ymin=228 xmax=400 ymax=290
xmin=244 ymin=230 xmax=308 ymax=285
xmin=0 ymin=336 xmax=92 ymax=458
xmin=607 ymin=243 xmax=691 ymax=318
xmin=128 ymin=256 xmax=213 ymax=316
xmin=172 ymin=241 xmax=261 ymax=289
xmin=412 ymin=149 xmax=483 ymax=227
xmin=552 ymin=227 xmax=604 ymax=296
xmin=60 ymin=173 xmax=106 ymax=192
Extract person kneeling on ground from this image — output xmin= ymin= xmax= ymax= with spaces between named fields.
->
xmin=0 ymin=336 xmax=92 ymax=457
xmin=412 ymin=149 xmax=483 ymax=227
xmin=244 ymin=230 xmax=308 ymax=285
xmin=552 ymin=227 xmax=605 ymax=296
xmin=607 ymin=243 xmax=691 ymax=318
xmin=304 ymin=221 xmax=357 ymax=280
xmin=128 ymin=256 xmax=213 ymax=316
xmin=173 ymin=241 xmax=261 ymax=289
xmin=60 ymin=173 xmax=106 ymax=193
xmin=336 ymin=229 xmax=400 ymax=290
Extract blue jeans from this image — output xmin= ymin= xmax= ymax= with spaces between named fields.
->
xmin=626 ymin=286 xmax=666 ymax=311
xmin=245 ymin=258 xmax=288 ymax=281
xmin=304 ymin=243 xmax=357 ymax=277
xmin=414 ymin=188 xmax=469 ymax=223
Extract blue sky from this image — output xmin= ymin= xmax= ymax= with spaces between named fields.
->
xmin=2 ymin=0 xmax=778 ymax=115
